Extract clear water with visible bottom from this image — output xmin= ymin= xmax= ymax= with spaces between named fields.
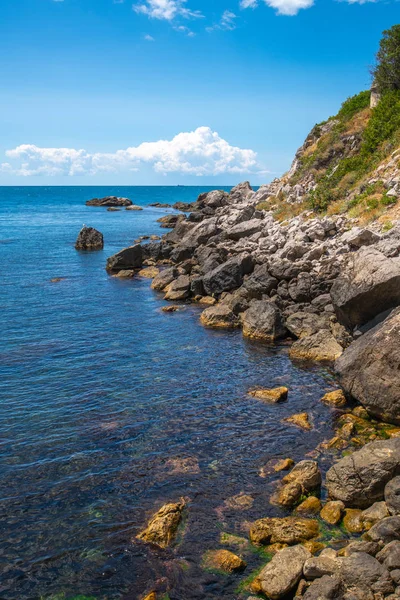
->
xmin=0 ymin=187 xmax=338 ymax=600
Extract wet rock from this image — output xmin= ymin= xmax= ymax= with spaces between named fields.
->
xmin=326 ymin=439 xmax=400 ymax=508
xmin=320 ymin=501 xmax=345 ymax=525
xmin=343 ymin=508 xmax=364 ymax=533
xmin=125 ymin=204 xmax=143 ymax=211
xmin=161 ymin=305 xmax=183 ymax=313
xmin=259 ymin=458 xmax=294 ymax=477
xmin=202 ymin=549 xmax=246 ymax=573
xmin=107 ymin=206 xmax=120 ymax=211
xmin=113 ymin=269 xmax=135 ymax=278
xmin=335 ymin=308 xmax=400 ymax=424
xmin=363 ymin=502 xmax=390 ymax=528
xmin=202 ymin=254 xmax=254 ymax=296
xmin=330 ymin=247 xmax=400 ymax=329
xmin=224 ymin=494 xmax=254 ymax=510
xmin=75 ymin=226 xmax=104 ymax=250
xmin=367 ymin=517 xmax=400 ymax=544
xmin=106 ymin=244 xmax=143 ymax=272
xmin=289 ymin=330 xmax=343 ymax=362
xmin=242 ymin=300 xmax=287 ymax=342
xmin=138 ymin=267 xmax=160 ymax=278
xmin=151 ymin=267 xmax=179 ymax=292
xmin=86 ymin=196 xmax=132 ymax=207
xmin=199 ymin=305 xmax=240 ymax=329
xmin=302 ymin=575 xmax=345 ymax=600
xmin=256 ymin=545 xmax=311 ymax=599
xmin=283 ymin=413 xmax=312 ymax=430
xmin=283 ymin=460 xmax=322 ymax=493
xmin=136 ymin=501 xmax=185 ymax=548
xmin=248 ymin=386 xmax=288 ymax=403
xmin=143 ymin=593 xmax=157 ymax=600
xmin=164 ymin=275 xmax=191 ymax=301
xmin=321 ymin=389 xmax=347 ymax=407
xmin=386 ymin=477 xmax=400 ymax=516
xmin=250 ymin=517 xmax=319 ymax=545
xmin=296 ymin=496 xmax=322 ymax=515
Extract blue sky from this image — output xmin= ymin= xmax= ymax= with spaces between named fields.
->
xmin=0 ymin=0 xmax=399 ymax=186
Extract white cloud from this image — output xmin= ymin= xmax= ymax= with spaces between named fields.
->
xmin=207 ymin=10 xmax=238 ymax=32
xmin=144 ymin=33 xmax=155 ymax=40
xmin=1 ymin=127 xmax=260 ymax=177
xmin=133 ymin=0 xmax=203 ymax=20
xmin=241 ymin=0 xmax=313 ymax=15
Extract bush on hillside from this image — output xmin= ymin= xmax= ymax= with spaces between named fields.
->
xmin=337 ymin=91 xmax=371 ymax=121
xmin=372 ymin=24 xmax=400 ymax=93
xmin=363 ymin=90 xmax=400 ymax=152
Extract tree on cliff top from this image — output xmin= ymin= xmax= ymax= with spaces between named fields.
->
xmin=372 ymin=24 xmax=400 ymax=93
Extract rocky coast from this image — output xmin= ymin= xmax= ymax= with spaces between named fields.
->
xmin=102 ymin=100 xmax=400 ymax=599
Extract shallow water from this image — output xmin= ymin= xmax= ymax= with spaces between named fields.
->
xmin=0 ymin=187 xmax=339 ymax=600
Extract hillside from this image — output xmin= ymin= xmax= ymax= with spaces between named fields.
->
xmin=255 ymin=89 xmax=400 ymax=229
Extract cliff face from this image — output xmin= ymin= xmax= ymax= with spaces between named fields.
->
xmin=253 ymin=90 xmax=400 ymax=226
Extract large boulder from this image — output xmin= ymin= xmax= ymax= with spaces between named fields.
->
xmin=226 ymin=218 xmax=262 ymax=241
xmin=164 ymin=275 xmax=191 ymax=301
xmin=242 ymin=300 xmax=287 ymax=342
xmin=136 ymin=501 xmax=185 ymax=548
xmin=202 ymin=254 xmax=254 ymax=296
xmin=335 ymin=308 xmax=400 ymax=423
xmin=199 ymin=305 xmax=240 ymax=329
xmin=330 ymin=247 xmax=400 ymax=329
xmin=180 ymin=217 xmax=221 ymax=247
xmin=75 ymin=226 xmax=103 ymax=250
xmin=243 ymin=264 xmax=278 ymax=299
xmin=326 ymin=439 xmax=400 ymax=508
xmin=86 ymin=196 xmax=132 ymax=207
xmin=339 ymin=551 xmax=394 ymax=595
xmin=286 ymin=312 xmax=331 ymax=339
xmin=302 ymin=575 xmax=344 ymax=600
xmin=289 ymin=330 xmax=343 ymax=362
xmin=250 ymin=516 xmax=319 ymax=545
xmin=151 ymin=267 xmax=179 ymax=291
xmin=106 ymin=244 xmax=143 ymax=272
xmin=255 ymin=545 xmax=311 ymax=600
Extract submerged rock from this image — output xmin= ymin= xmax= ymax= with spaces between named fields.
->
xmin=250 ymin=516 xmax=319 ymax=545
xmin=125 ymin=204 xmax=143 ymax=211
xmin=248 ymin=386 xmax=288 ymax=403
xmin=202 ymin=549 xmax=246 ymax=573
xmin=136 ymin=501 xmax=185 ymax=548
xmin=75 ymin=226 xmax=104 ymax=251
xmin=283 ymin=412 xmax=312 ymax=430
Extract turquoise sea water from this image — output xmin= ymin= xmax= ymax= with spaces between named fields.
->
xmin=0 ymin=187 xmax=338 ymax=600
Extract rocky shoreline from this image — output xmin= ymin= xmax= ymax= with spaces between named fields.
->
xmin=100 ymin=178 xmax=400 ymax=599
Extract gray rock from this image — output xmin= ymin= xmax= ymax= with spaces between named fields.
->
xmin=377 ymin=541 xmax=400 ymax=570
xmin=180 ymin=217 xmax=221 ymax=247
xmin=286 ymin=311 xmax=331 ymax=339
xmin=242 ymin=300 xmax=287 ymax=342
xmin=164 ymin=275 xmax=191 ymax=301
xmin=243 ymin=264 xmax=278 ymax=299
xmin=302 ymin=575 xmax=345 ymax=600
xmin=227 ymin=219 xmax=262 ymax=241
xmin=303 ymin=555 xmax=341 ymax=579
xmin=75 ymin=226 xmax=103 ymax=251
xmin=229 ymin=181 xmax=254 ymax=203
xmin=341 ymin=227 xmax=381 ymax=248
xmin=257 ymin=545 xmax=311 ymax=599
xmin=86 ymin=196 xmax=132 ymax=207
xmin=330 ymin=247 xmax=400 ymax=329
xmin=362 ymin=502 xmax=390 ymax=527
xmin=151 ymin=267 xmax=179 ymax=291
xmin=339 ymin=552 xmax=394 ymax=595
xmin=326 ymin=439 xmax=400 ymax=508
xmin=335 ymin=308 xmax=400 ymax=423
xmin=106 ymin=244 xmax=143 ymax=272
xmin=386 ymin=477 xmax=400 ymax=516
xmin=288 ymin=272 xmax=314 ymax=303
xmin=344 ymin=541 xmax=380 ymax=556
xmin=202 ymin=254 xmax=254 ymax=296
xmin=367 ymin=517 xmax=400 ymax=545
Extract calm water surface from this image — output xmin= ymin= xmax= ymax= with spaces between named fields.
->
xmin=0 ymin=187 xmax=339 ymax=600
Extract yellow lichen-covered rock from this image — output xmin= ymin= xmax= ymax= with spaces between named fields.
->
xmin=343 ymin=508 xmax=364 ymax=533
xmin=250 ymin=516 xmax=319 ymax=546
xmin=248 ymin=386 xmax=288 ymax=403
xmin=161 ymin=305 xmax=183 ymax=313
xmin=202 ymin=549 xmax=246 ymax=573
xmin=259 ymin=457 xmax=294 ymax=477
xmin=320 ymin=501 xmax=345 ymax=525
xmin=296 ymin=496 xmax=322 ymax=515
xmin=138 ymin=267 xmax=160 ymax=279
xmin=200 ymin=305 xmax=240 ymax=329
xmin=143 ymin=593 xmax=157 ymax=600
xmin=289 ymin=330 xmax=343 ymax=362
xmin=197 ymin=296 xmax=217 ymax=305
xmin=283 ymin=413 xmax=312 ymax=430
xmin=274 ymin=482 xmax=303 ymax=508
xmin=136 ymin=501 xmax=185 ymax=548
xmin=224 ymin=494 xmax=254 ymax=510
xmin=321 ymin=390 xmax=347 ymax=407
xmin=302 ymin=540 xmax=326 ymax=555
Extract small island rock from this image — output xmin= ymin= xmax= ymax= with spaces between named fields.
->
xmin=75 ymin=226 xmax=104 ymax=251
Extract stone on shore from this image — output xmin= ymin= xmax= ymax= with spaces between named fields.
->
xmin=302 ymin=575 xmax=344 ymax=600
xmin=289 ymin=330 xmax=343 ymax=362
xmin=248 ymin=386 xmax=288 ymax=403
xmin=255 ymin=545 xmax=311 ymax=599
xmin=242 ymin=300 xmax=287 ymax=342
xmin=202 ymin=254 xmax=254 ymax=296
xmin=138 ymin=267 xmax=160 ymax=278
xmin=151 ymin=267 xmax=178 ymax=291
xmin=126 ymin=204 xmax=143 ymax=211
xmin=164 ymin=275 xmax=191 ymax=301
xmin=320 ymin=389 xmax=347 ymax=407
xmin=200 ymin=305 xmax=240 ymax=329
xmin=335 ymin=308 xmax=400 ymax=424
xmin=113 ymin=269 xmax=135 ymax=278
xmin=320 ymin=501 xmax=345 ymax=525
xmin=385 ymin=477 xmax=400 ymax=516
xmin=283 ymin=413 xmax=312 ymax=430
xmin=136 ymin=501 xmax=185 ymax=548
xmin=86 ymin=196 xmax=132 ymax=207
xmin=330 ymin=247 xmax=400 ymax=329
xmin=326 ymin=439 xmax=400 ymax=508
xmin=75 ymin=226 xmax=104 ymax=250
xmin=106 ymin=244 xmax=143 ymax=272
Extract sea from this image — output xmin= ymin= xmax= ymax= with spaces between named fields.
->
xmin=0 ymin=186 xmax=338 ymax=600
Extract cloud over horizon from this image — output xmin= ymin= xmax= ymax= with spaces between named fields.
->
xmin=133 ymin=0 xmax=203 ymax=21
xmin=1 ymin=127 xmax=260 ymax=177
xmin=240 ymin=0 xmax=314 ymax=16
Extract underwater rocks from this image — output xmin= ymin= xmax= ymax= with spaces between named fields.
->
xmin=283 ymin=412 xmax=312 ymax=430
xmin=250 ymin=516 xmax=319 ymax=546
xmin=75 ymin=226 xmax=104 ymax=251
xmin=136 ymin=501 xmax=185 ymax=548
xmin=336 ymin=308 xmax=400 ymax=424
xmin=248 ymin=386 xmax=288 ymax=403
xmin=202 ymin=549 xmax=246 ymax=573
xmin=86 ymin=196 xmax=132 ymax=207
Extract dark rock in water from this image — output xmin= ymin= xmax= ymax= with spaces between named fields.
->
xmin=107 ymin=207 xmax=120 ymax=212
xmin=86 ymin=196 xmax=132 ymax=207
xmin=172 ymin=201 xmax=195 ymax=211
xmin=125 ymin=205 xmax=143 ymax=211
xmin=242 ymin=300 xmax=287 ymax=342
xmin=202 ymin=254 xmax=254 ymax=296
xmin=157 ymin=214 xmax=183 ymax=228
xmin=106 ymin=244 xmax=143 ymax=272
xmin=149 ymin=202 xmax=172 ymax=208
xmin=330 ymin=247 xmax=400 ymax=329
xmin=75 ymin=226 xmax=104 ymax=251
xmin=335 ymin=308 xmax=400 ymax=423
xmin=136 ymin=501 xmax=185 ymax=548
xmin=326 ymin=439 xmax=400 ymax=508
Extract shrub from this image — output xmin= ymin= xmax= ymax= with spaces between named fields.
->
xmin=363 ymin=90 xmax=400 ymax=153
xmin=372 ymin=25 xmax=400 ymax=94
xmin=337 ymin=91 xmax=371 ymax=121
